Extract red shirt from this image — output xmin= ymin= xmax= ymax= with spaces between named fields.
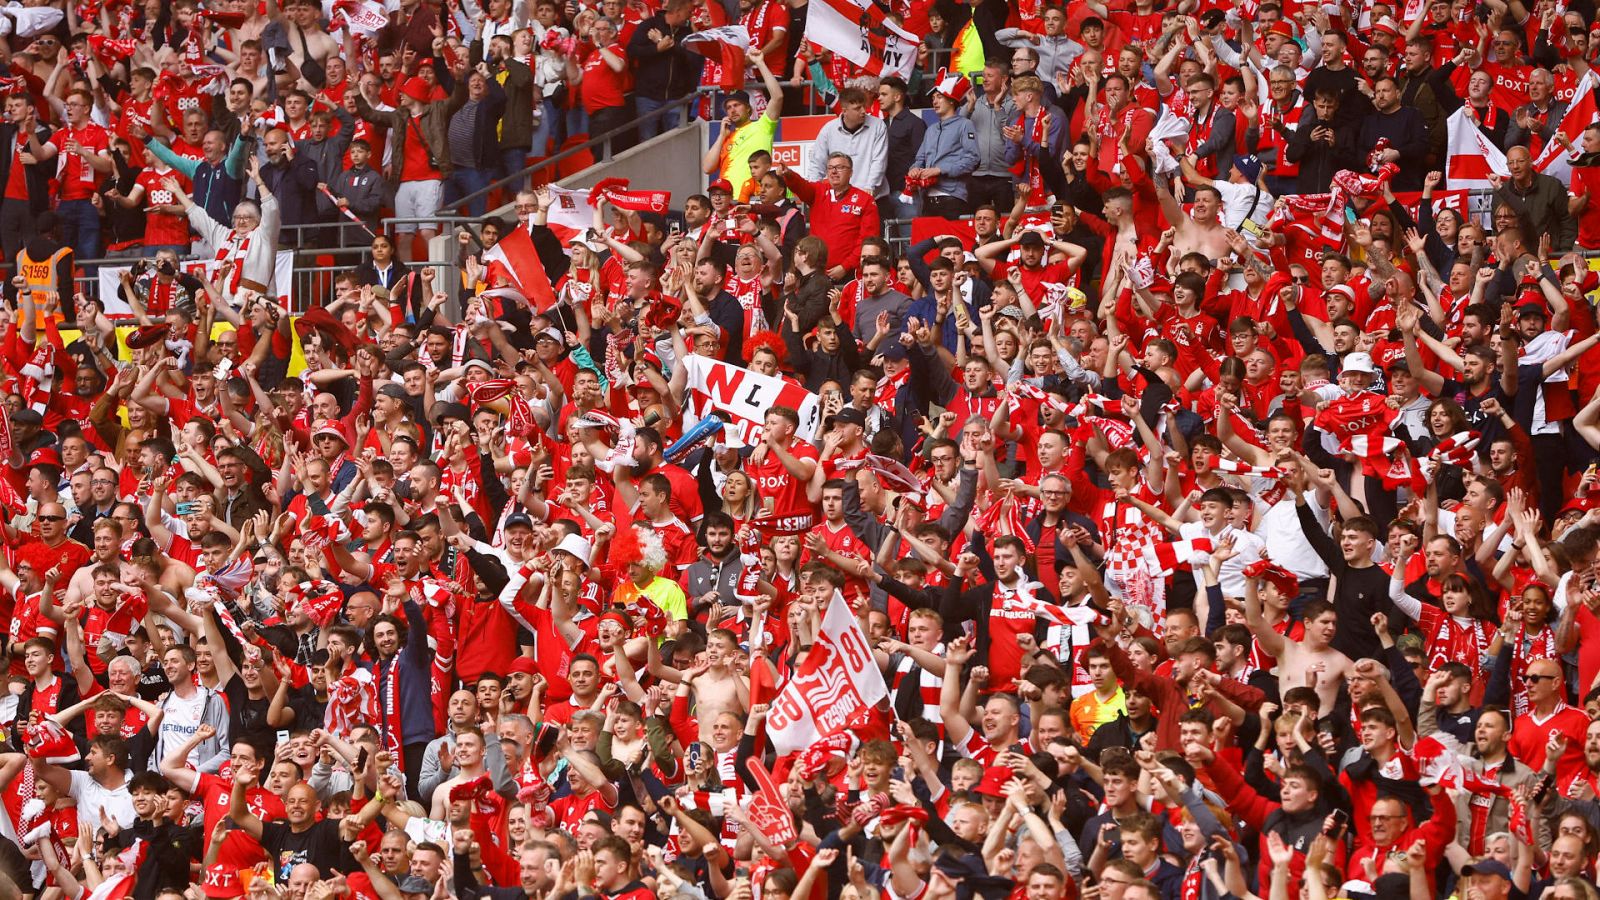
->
xmin=580 ymin=45 xmax=628 ymax=114
xmin=5 ymin=132 xmax=30 ymax=201
xmin=136 ymin=169 xmax=191 ymax=246
xmin=47 ymin=123 xmax=111 ymax=201
xmin=117 ymin=96 xmax=155 ymax=166
xmin=14 ymin=538 xmax=92 ymax=586
xmin=782 ymin=172 xmax=881 ymax=272
xmin=550 ymin=788 xmax=615 ymax=833
xmin=1575 ymin=164 xmax=1600 ymax=250
xmin=746 ymin=439 xmax=820 ymax=525
xmin=4 ymin=589 xmax=56 ymax=676
xmin=398 ymin=117 xmax=441 ymax=182
xmin=197 ymin=773 xmax=286 ymax=898
xmin=1507 ymin=704 xmax=1591 ymax=787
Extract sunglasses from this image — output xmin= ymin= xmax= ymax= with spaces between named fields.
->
xmin=1525 ymin=673 xmax=1559 ymax=682
xmin=37 ymin=514 xmax=64 ymax=522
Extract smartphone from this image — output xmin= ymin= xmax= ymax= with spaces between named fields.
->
xmin=175 ymin=501 xmax=198 ymax=516
xmin=1324 ymin=809 xmax=1349 ymax=840
xmin=1105 ymin=825 xmax=1121 ymax=844
xmin=669 ymin=220 xmax=682 ymax=237
xmin=356 ymin=747 xmax=370 ymax=773
xmin=687 ymin=742 xmax=703 ymax=770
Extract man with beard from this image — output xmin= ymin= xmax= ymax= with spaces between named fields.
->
xmin=259 ymin=127 xmax=320 ymax=227
xmin=1441 ymin=706 xmax=1534 ymax=855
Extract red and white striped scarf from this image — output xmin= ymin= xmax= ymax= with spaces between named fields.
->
xmin=1206 ymin=454 xmax=1284 ymax=479
xmin=1429 ymin=431 xmax=1481 ymax=468
xmin=875 ymin=367 xmax=908 ymax=416
xmin=214 ymin=231 xmax=250 ymax=294
xmin=1143 ymin=537 xmax=1215 ymax=576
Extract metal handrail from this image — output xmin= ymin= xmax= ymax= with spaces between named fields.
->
xmin=446 ymin=90 xmax=711 ymax=214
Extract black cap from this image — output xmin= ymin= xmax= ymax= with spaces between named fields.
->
xmin=726 ymin=90 xmax=751 ymax=106
xmin=825 ymin=407 xmax=867 ymax=430
xmin=10 ymin=409 xmax=42 ymax=426
xmin=431 ymin=401 xmax=472 ymax=426
xmin=1018 ymin=231 xmax=1047 ymax=248
xmin=880 ymin=342 xmax=908 ymax=362
xmin=376 ymin=383 xmax=410 ymax=401
xmin=503 ymin=513 xmax=535 ymax=530
xmin=1461 ymin=860 xmax=1512 ymax=882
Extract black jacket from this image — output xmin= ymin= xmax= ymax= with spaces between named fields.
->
xmin=1286 ymin=111 xmax=1351 ymax=194
xmin=0 ymin=120 xmax=53 ymax=213
xmin=261 ymin=153 xmax=322 ymax=226
xmin=473 ymin=40 xmax=535 ymax=150
xmin=626 ymin=12 xmax=703 ymax=102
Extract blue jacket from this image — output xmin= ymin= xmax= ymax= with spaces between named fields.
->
xmin=145 ymin=135 xmax=247 ymax=229
xmin=910 ymin=113 xmax=980 ymax=200
xmin=374 ymin=599 xmax=437 ymax=751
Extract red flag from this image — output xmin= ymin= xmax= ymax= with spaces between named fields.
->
xmin=1143 ymin=538 xmax=1216 ymax=576
xmin=681 ymin=27 xmax=749 ymax=91
xmin=482 ymin=225 xmax=557 ymax=312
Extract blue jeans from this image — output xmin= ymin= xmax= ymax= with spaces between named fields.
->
xmin=634 ymin=96 xmax=682 ymax=141
xmin=501 ymin=147 xmax=531 ymax=191
xmin=445 ymin=167 xmax=494 ymax=217
xmin=57 ymin=198 xmax=101 ymax=262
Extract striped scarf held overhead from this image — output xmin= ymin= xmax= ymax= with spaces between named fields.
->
xmin=974 ymin=493 xmax=1035 ymax=552
xmin=1206 ymin=454 xmax=1284 ymax=480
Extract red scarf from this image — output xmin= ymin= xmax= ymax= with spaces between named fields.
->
xmin=1508 ymin=623 xmax=1558 ymax=717
xmin=214 ymin=231 xmax=250 ymax=293
xmin=1425 ymin=609 xmax=1489 ymax=680
xmin=1011 ymin=108 xmax=1051 ymax=205
xmin=378 ymin=654 xmax=405 ymax=758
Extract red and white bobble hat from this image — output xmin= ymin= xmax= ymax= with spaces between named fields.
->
xmin=933 ymin=67 xmax=971 ymax=103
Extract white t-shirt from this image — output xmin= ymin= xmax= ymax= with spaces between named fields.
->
xmin=1179 ymin=520 xmax=1266 ymax=597
xmin=1253 ymin=492 xmax=1331 ymax=581
xmin=1210 ymin=180 xmax=1275 ymax=240
xmin=157 ymin=689 xmax=208 ymax=767
xmin=70 ymin=770 xmax=135 ymax=834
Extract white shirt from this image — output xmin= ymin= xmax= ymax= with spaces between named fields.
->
xmin=156 ymin=689 xmax=208 ymax=768
xmin=70 ymin=770 xmax=135 ymax=834
xmin=1179 ymin=520 xmax=1266 ymax=597
xmin=1210 ymin=180 xmax=1276 ymax=240
xmin=1253 ymin=492 xmax=1331 ymax=581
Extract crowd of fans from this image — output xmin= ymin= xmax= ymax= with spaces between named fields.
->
xmin=6 ymin=3 xmax=1600 ymax=900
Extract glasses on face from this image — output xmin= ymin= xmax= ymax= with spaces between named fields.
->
xmin=37 ymin=514 xmax=64 ymax=522
xmin=92 ymin=478 xmax=116 ymax=485
xmin=1370 ymin=813 xmax=1406 ymax=821
xmin=1526 ymin=673 xmax=1559 ymax=683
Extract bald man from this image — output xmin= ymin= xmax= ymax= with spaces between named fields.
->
xmin=1495 ymin=145 xmax=1574 ymax=251
xmin=1507 ymin=659 xmax=1590 ymax=788
xmin=419 ymin=689 xmax=479 ymax=806
xmin=285 ymin=863 xmax=322 ymax=900
xmin=230 ymin=774 xmax=358 ymax=877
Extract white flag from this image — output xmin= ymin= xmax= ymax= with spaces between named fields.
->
xmin=1533 ymin=69 xmax=1597 ymax=183
xmin=803 ymin=0 xmax=919 ymax=80
xmin=1445 ymin=106 xmax=1509 ymax=191
xmin=766 ymin=591 xmax=890 ymax=755
xmin=544 ymin=185 xmax=594 ymax=234
xmin=682 ymin=355 xmax=820 ymax=448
